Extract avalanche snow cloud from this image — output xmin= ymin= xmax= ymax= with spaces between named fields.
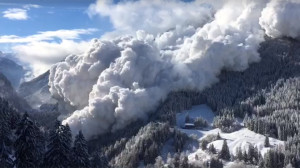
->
xmin=49 ymin=0 xmax=300 ymax=139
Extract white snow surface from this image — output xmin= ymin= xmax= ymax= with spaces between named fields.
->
xmin=176 ymin=104 xmax=284 ymax=165
xmin=176 ymin=104 xmax=215 ymax=128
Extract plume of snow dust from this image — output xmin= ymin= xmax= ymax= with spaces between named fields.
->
xmin=49 ymin=0 xmax=300 ymax=139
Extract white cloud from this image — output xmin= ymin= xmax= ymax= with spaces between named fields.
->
xmin=14 ymin=40 xmax=92 ymax=76
xmin=2 ymin=4 xmax=40 ymax=20
xmin=0 ymin=28 xmax=98 ymax=43
xmin=88 ymin=0 xmax=216 ymax=38
xmin=3 ymin=8 xmax=28 ymax=20
xmin=0 ymin=29 xmax=98 ymax=77
xmin=23 ymin=4 xmax=40 ymax=9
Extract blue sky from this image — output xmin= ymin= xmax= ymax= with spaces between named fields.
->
xmin=0 ymin=0 xmax=117 ymax=76
xmin=0 ymin=0 xmax=113 ymax=52
xmin=0 ymin=0 xmax=198 ymax=76
xmin=0 ymin=0 xmax=195 ymax=52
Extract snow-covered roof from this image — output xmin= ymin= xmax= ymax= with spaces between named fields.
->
xmin=185 ymin=123 xmax=195 ymax=126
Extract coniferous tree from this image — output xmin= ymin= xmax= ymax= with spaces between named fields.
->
xmin=208 ymin=144 xmax=216 ymax=154
xmin=62 ymin=124 xmax=72 ymax=158
xmin=0 ymin=142 xmax=13 ymax=168
xmin=185 ymin=113 xmax=191 ymax=123
xmin=258 ymin=156 xmax=264 ymax=168
xmin=194 ymin=117 xmax=208 ymax=128
xmin=265 ymin=136 xmax=270 ymax=147
xmin=219 ymin=140 xmax=230 ymax=160
xmin=154 ymin=156 xmax=164 ymax=168
xmin=235 ymin=146 xmax=243 ymax=161
xmin=247 ymin=144 xmax=255 ymax=164
xmin=243 ymin=150 xmax=248 ymax=163
xmin=14 ymin=112 xmax=41 ymax=168
xmin=174 ymin=131 xmax=188 ymax=152
xmin=0 ymin=101 xmax=13 ymax=168
xmin=144 ymin=142 xmax=159 ymax=164
xmin=167 ymin=153 xmax=173 ymax=167
xmin=262 ymin=149 xmax=284 ymax=168
xmin=209 ymin=158 xmax=223 ymax=168
xmin=73 ymin=131 xmax=90 ymax=168
xmin=217 ymin=132 xmax=221 ymax=140
xmin=195 ymin=154 xmax=199 ymax=160
xmin=0 ymin=101 xmax=12 ymax=145
xmin=253 ymin=146 xmax=259 ymax=164
xmin=243 ymin=113 xmax=249 ymax=125
xmin=201 ymin=140 xmax=208 ymax=150
xmin=173 ymin=153 xmax=180 ymax=168
xmin=180 ymin=155 xmax=189 ymax=168
xmin=213 ymin=113 xmax=238 ymax=132
xmin=264 ymin=150 xmax=275 ymax=168
xmin=44 ymin=121 xmax=73 ymax=168
xmin=90 ymin=152 xmax=109 ymax=168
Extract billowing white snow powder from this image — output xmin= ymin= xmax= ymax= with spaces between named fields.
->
xmin=49 ymin=0 xmax=300 ymax=139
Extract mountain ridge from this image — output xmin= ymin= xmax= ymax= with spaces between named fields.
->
xmin=18 ymin=70 xmax=57 ymax=110
xmin=0 ymin=72 xmax=31 ymax=112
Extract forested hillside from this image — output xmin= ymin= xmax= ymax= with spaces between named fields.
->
xmin=78 ymin=37 xmax=300 ymax=168
xmin=1 ymin=37 xmax=300 ymax=168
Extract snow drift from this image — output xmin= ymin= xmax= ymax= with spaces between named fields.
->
xmin=49 ymin=0 xmax=300 ymax=139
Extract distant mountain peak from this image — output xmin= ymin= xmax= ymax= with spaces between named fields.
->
xmin=0 ymin=53 xmax=27 ymax=88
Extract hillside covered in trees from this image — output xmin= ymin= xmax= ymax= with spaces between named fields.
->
xmin=1 ymin=37 xmax=300 ymax=168
xmin=3 ymin=0 xmax=300 ymax=167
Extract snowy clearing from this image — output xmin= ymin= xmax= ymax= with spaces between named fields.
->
xmin=176 ymin=104 xmax=284 ymax=165
xmin=176 ymin=104 xmax=215 ymax=128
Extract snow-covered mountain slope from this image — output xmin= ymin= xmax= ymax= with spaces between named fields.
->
xmin=18 ymin=71 xmax=57 ymax=110
xmin=0 ymin=53 xmax=26 ymax=88
xmin=176 ymin=105 xmax=283 ymax=165
xmin=0 ymin=72 xmax=31 ymax=112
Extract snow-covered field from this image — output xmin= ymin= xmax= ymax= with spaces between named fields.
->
xmin=176 ymin=104 xmax=284 ymax=166
xmin=176 ymin=104 xmax=215 ymax=128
